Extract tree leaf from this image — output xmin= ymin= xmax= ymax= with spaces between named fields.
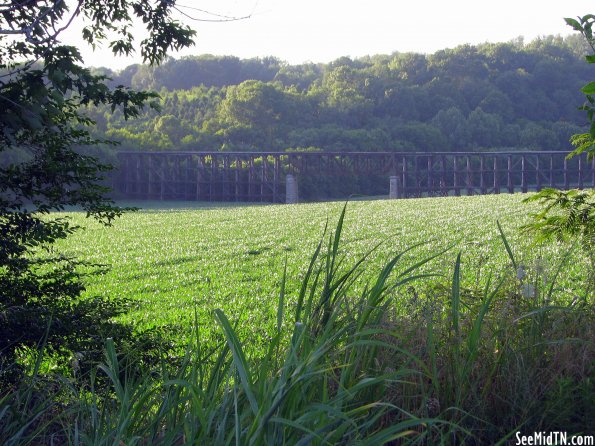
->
xmin=564 ymin=17 xmax=582 ymax=31
xmin=581 ymin=82 xmax=595 ymax=95
xmin=589 ymin=121 xmax=595 ymax=139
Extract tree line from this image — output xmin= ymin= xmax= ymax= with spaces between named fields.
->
xmin=83 ymin=35 xmax=591 ymax=155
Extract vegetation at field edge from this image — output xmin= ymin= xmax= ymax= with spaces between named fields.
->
xmin=1 ymin=198 xmax=592 ymax=444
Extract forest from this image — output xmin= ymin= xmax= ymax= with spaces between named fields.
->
xmin=84 ymin=35 xmax=592 ymax=155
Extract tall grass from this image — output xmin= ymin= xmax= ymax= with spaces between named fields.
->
xmin=1 ymin=205 xmax=593 ymax=445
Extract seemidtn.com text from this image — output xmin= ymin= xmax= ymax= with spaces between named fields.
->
xmin=515 ymin=432 xmax=594 ymax=445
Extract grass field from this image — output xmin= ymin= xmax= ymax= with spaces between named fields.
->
xmin=54 ymin=193 xmax=588 ymax=348
xmin=5 ymin=193 xmax=592 ymax=444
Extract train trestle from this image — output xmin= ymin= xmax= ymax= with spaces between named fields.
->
xmin=113 ymin=151 xmax=595 ymax=203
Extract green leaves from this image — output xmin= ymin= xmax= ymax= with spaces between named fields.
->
xmin=0 ymin=0 xmax=196 ymax=384
xmin=523 ymin=188 xmax=595 ymax=241
xmin=564 ymin=17 xmax=583 ymax=31
xmin=565 ymin=14 xmax=595 ymax=41
xmin=581 ymin=82 xmax=595 ymax=95
xmin=564 ymin=13 xmax=595 ymax=159
xmin=568 ymin=132 xmax=595 ymax=160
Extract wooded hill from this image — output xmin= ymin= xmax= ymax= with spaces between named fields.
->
xmin=86 ymin=35 xmax=592 ymax=154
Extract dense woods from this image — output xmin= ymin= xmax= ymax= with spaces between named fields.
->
xmin=86 ymin=35 xmax=592 ymax=154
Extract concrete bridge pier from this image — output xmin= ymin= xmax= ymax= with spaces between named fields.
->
xmin=286 ymin=174 xmax=298 ymax=204
xmin=389 ymin=175 xmax=399 ymax=199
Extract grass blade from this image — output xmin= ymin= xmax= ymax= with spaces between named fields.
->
xmin=214 ymin=309 xmax=259 ymax=417
xmin=497 ymin=220 xmax=517 ymax=271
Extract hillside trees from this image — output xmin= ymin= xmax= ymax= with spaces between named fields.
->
xmin=92 ymin=37 xmax=591 ymax=153
xmin=467 ymin=108 xmax=503 ymax=147
xmin=431 ymin=107 xmax=470 ymax=148
xmin=217 ymin=80 xmax=294 ymax=150
xmin=274 ymin=62 xmax=322 ymax=91
xmin=0 ymin=0 xmax=195 ymax=378
xmin=318 ymin=65 xmax=374 ymax=126
xmin=154 ymin=114 xmax=189 ymax=146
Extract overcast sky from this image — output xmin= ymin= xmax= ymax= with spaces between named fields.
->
xmin=62 ymin=0 xmax=591 ymax=69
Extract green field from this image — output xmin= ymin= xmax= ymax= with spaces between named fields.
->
xmin=5 ymin=193 xmax=591 ymax=444
xmin=55 ymin=193 xmax=588 ymax=347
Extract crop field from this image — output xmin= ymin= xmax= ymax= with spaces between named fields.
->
xmin=54 ymin=193 xmax=588 ymax=348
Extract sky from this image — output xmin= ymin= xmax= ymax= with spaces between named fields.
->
xmin=62 ymin=0 xmax=591 ymax=70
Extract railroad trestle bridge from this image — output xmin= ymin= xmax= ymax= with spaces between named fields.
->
xmin=114 ymin=151 xmax=595 ymax=203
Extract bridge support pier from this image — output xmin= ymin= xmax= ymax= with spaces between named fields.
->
xmin=389 ymin=175 xmax=399 ymax=199
xmin=286 ymin=174 xmax=298 ymax=204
